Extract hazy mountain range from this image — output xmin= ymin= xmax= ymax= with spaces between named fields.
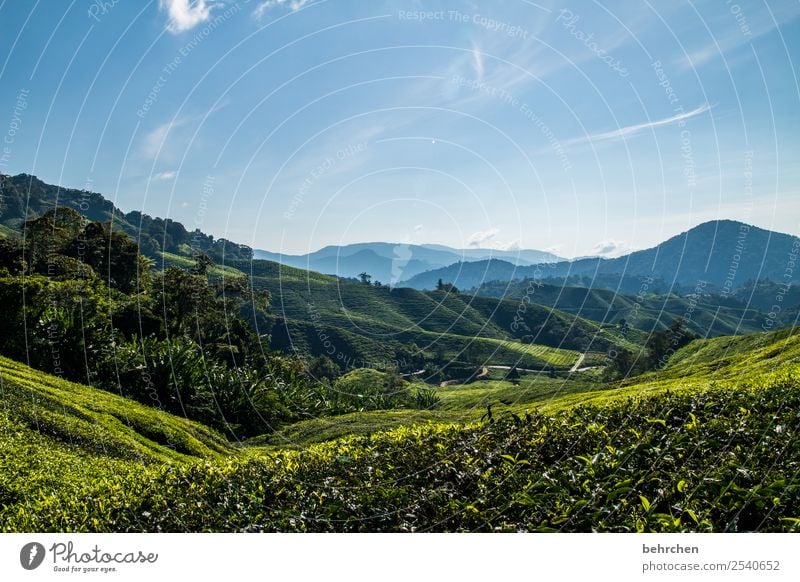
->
xmin=3 ymin=173 xmax=797 ymax=300
xmin=399 ymin=220 xmax=799 ymax=294
xmin=254 ymin=243 xmax=563 ymax=284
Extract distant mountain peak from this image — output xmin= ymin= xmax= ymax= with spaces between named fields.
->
xmin=253 ymin=242 xmax=562 ymax=282
xmin=400 ymin=219 xmax=799 ymax=293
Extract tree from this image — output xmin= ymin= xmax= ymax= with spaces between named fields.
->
xmin=64 ymin=221 xmax=142 ymax=293
xmin=381 ymin=365 xmax=409 ymax=408
xmin=358 ymin=272 xmax=372 ymax=285
xmin=505 ymin=366 xmax=520 ymax=382
xmin=394 ymin=344 xmax=425 ymax=373
xmin=0 ymin=238 xmax=23 ymax=274
xmin=436 ymin=278 xmax=458 ymax=293
xmin=606 ymin=348 xmax=638 ymax=379
xmin=647 ymin=318 xmax=695 ymax=369
xmin=308 ymin=355 xmax=340 ymax=383
xmin=155 ymin=266 xmax=216 ymax=336
xmin=191 ymin=252 xmax=213 ymax=276
xmin=23 ymin=207 xmax=84 ymax=270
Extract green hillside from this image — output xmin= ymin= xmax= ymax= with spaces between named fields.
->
xmin=1 ymin=327 xmax=798 ymax=532
xmin=262 ymin=326 xmax=800 ymax=445
xmin=0 ymin=173 xmax=252 ymax=261
xmin=655 ymin=325 xmax=800 ymax=380
xmin=225 ymin=258 xmax=637 ymax=371
xmin=159 ymin=251 xmax=246 ymax=280
xmin=475 ymin=279 xmax=773 ymax=337
xmin=1 ymin=174 xmax=797 ymax=533
xmin=0 ymin=356 xmax=232 ymax=463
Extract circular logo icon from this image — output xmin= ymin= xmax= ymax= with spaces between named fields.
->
xmin=20 ymin=542 xmax=46 ymax=570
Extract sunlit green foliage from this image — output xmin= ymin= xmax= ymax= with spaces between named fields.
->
xmin=1 ymin=330 xmax=799 ymax=532
xmin=327 ymin=368 xmax=411 ymax=412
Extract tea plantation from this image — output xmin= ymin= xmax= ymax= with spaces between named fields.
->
xmin=1 ymin=329 xmax=799 ymax=532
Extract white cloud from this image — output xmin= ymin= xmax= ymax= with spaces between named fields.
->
xmin=495 ymin=240 xmax=521 ymax=251
xmin=141 ymin=120 xmax=184 ymax=159
xmin=253 ymin=0 xmax=312 ymax=20
xmin=465 ymin=229 xmax=525 ymax=251
xmin=151 ymin=170 xmax=178 ymax=181
xmin=139 ymin=102 xmax=226 ymax=160
xmin=590 ymin=238 xmax=633 ymax=258
xmin=159 ymin=0 xmax=217 ymax=34
xmin=564 ymin=104 xmax=712 ymax=148
xmin=467 ymin=228 xmax=499 ymax=248
xmin=471 ymin=42 xmax=484 ymax=80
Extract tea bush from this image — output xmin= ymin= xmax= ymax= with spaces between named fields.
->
xmin=3 ymin=363 xmax=798 ymax=532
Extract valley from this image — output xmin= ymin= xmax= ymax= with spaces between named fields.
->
xmin=1 ymin=173 xmax=799 ymax=533
xmin=3 ymin=2 xmax=799 ymax=572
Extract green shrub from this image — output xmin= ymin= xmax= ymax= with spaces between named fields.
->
xmin=413 ymin=386 xmax=441 ymax=409
xmin=3 ymin=368 xmax=799 ymax=532
xmin=329 ymin=368 xmax=412 ymax=412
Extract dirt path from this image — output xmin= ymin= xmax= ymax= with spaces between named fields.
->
xmin=440 ymin=367 xmax=490 ymax=387
xmin=486 ymin=365 xmax=546 ymax=374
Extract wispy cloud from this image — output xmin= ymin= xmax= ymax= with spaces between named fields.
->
xmin=467 ymin=235 xmax=522 ymax=251
xmin=159 ymin=0 xmax=218 ymax=34
xmin=141 ymin=119 xmax=185 ymax=159
xmin=253 ymin=0 xmax=312 ymax=20
xmin=151 ymin=170 xmax=178 ymax=181
xmin=563 ymin=104 xmax=712 ymax=148
xmin=471 ymin=41 xmax=485 ymax=81
xmin=423 ymin=4 xmax=658 ymax=116
xmin=140 ymin=101 xmax=229 ymax=161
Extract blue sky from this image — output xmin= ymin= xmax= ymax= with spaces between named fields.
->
xmin=1 ymin=0 xmax=798 ymax=258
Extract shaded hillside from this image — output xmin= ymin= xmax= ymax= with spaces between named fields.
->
xmin=0 ymin=173 xmax=252 ymax=261
xmin=224 ymin=258 xmax=636 ymax=370
xmin=474 ymin=279 xmax=772 ymax=337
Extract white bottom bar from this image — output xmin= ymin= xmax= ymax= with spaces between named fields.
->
xmin=1 ymin=533 xmax=797 ymax=581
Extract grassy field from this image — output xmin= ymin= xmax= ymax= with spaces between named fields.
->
xmin=655 ymin=325 xmax=800 ymax=379
xmin=1 ymin=328 xmax=798 ymax=532
xmin=249 ymin=375 xmax=602 ymax=446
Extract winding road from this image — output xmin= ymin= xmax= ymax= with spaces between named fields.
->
xmin=569 ymin=353 xmax=586 ymax=373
